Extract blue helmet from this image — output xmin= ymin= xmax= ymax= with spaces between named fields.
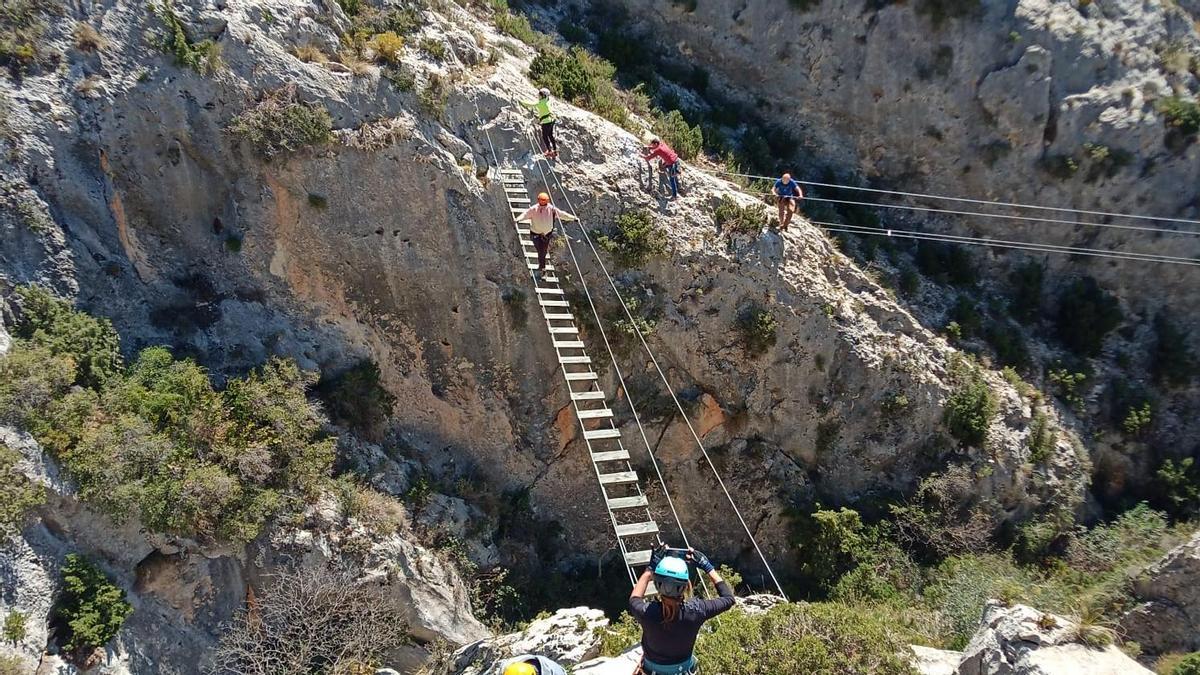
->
xmin=653 ymin=557 xmax=690 ymax=598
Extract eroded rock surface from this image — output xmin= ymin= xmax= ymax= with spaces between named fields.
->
xmin=1121 ymin=531 xmax=1200 ymax=656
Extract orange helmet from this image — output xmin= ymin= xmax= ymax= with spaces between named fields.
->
xmin=537 ymin=192 xmax=550 ymax=204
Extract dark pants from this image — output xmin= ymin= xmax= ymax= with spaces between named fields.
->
xmin=663 ymin=161 xmax=680 ymax=198
xmin=540 ymin=121 xmax=557 ymax=152
xmin=532 ymin=231 xmax=552 ymax=271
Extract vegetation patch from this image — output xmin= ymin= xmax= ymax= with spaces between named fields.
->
xmin=944 ymin=360 xmax=997 ymax=447
xmin=529 ymin=45 xmax=644 ymax=130
xmin=1152 ymin=312 xmax=1196 ymax=387
xmin=150 ymin=0 xmax=223 ymax=74
xmin=713 ymin=196 xmax=767 ymax=235
xmin=370 ymin=31 xmax=405 ymax=65
xmin=916 ymin=0 xmax=982 ymax=27
xmin=0 ymin=0 xmax=63 ymax=78
xmin=53 ymin=554 xmax=132 ymax=655
xmin=419 ymin=73 xmax=450 ymax=118
xmin=1027 ymin=411 xmax=1056 ymax=463
xmin=596 ymin=211 xmax=667 ymax=267
xmin=653 ymin=109 xmax=703 ymax=160
xmin=1159 ymin=96 xmax=1200 ymax=138
xmin=736 ymin=302 xmax=778 ymax=356
xmin=0 ymin=440 xmax=44 ymax=536
xmin=417 ymin=37 xmax=446 ymax=61
xmin=228 ymin=86 xmax=333 ymax=158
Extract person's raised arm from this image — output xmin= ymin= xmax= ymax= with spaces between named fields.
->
xmin=555 ymin=207 xmax=579 ymax=222
xmin=631 ymin=568 xmax=653 ymax=600
xmin=515 ymin=206 xmax=535 ymax=223
xmin=688 ymin=549 xmax=736 ymax=616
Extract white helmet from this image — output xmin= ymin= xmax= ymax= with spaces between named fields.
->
xmin=538 ymin=88 xmax=550 ymax=98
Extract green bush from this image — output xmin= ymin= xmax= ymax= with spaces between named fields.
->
xmin=370 ymin=31 xmax=405 ymax=64
xmin=1056 ymin=277 xmax=1121 ymax=358
xmin=228 ymin=87 xmax=332 ymax=158
xmin=1156 ymin=458 xmax=1200 ymax=519
xmin=596 ymin=211 xmax=667 ymax=266
xmin=494 ymin=10 xmax=547 ymax=47
xmin=1171 ymin=652 xmax=1200 ymax=675
xmin=0 ymin=342 xmax=75 ymax=429
xmin=54 ymin=554 xmax=132 ymax=653
xmin=944 ymin=362 xmax=997 ymax=447
xmin=736 ymin=303 xmax=778 ymax=356
xmin=530 ymin=47 xmax=596 ymax=102
xmin=1159 ymin=97 xmax=1200 ymax=137
xmin=0 ymin=441 xmax=43 ymax=535
xmin=915 ymin=241 xmax=977 ymax=287
xmin=3 ymin=610 xmax=26 ymax=645
xmin=653 ymin=109 xmax=703 ymax=160
xmin=1152 ymin=312 xmax=1196 ymax=387
xmin=713 ymin=196 xmax=767 ymax=235
xmin=150 ymin=0 xmax=222 ymax=74
xmin=0 ymin=0 xmax=62 ymax=78
xmin=695 ymin=602 xmax=920 ymax=674
xmin=1027 ymin=411 xmax=1056 ymax=463
xmin=1122 ymin=401 xmax=1152 ymax=436
xmin=790 ymin=506 xmax=867 ymax=595
xmin=916 ymin=0 xmax=982 ymax=27
xmin=14 ymin=286 xmax=121 ymax=389
xmin=315 ymin=359 xmax=396 ymax=436
xmin=417 ymin=37 xmax=446 ymax=61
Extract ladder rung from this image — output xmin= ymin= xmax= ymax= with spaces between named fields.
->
xmin=535 ymin=287 xmax=564 ymax=295
xmin=565 ymin=372 xmax=598 ymax=381
xmin=558 ymin=355 xmax=591 ymax=364
xmin=576 ymin=408 xmax=613 ymax=419
xmin=549 ymin=326 xmax=579 ymax=334
xmin=583 ymin=428 xmax=620 ymax=439
xmin=540 ymin=299 xmax=569 ymax=307
xmin=523 ymin=251 xmax=539 ymax=258
xmin=614 ymin=521 xmax=659 ymax=537
xmin=624 ymin=547 xmax=652 ymax=562
xmin=544 ymin=313 xmax=574 ymax=320
xmin=554 ymin=340 xmax=585 ymax=349
xmin=611 ymin=496 xmax=650 ymax=511
xmin=571 ymin=391 xmax=606 ymax=401
xmin=591 ymin=449 xmax=630 ymax=462
xmin=504 ymin=186 xmax=526 ymax=192
xmin=517 ymin=228 xmax=531 ymax=235
xmin=598 ymin=471 xmax=638 ymax=485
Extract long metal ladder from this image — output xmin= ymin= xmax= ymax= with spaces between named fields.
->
xmin=498 ymin=166 xmax=663 ymax=585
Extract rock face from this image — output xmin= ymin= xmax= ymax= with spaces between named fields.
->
xmin=956 ymin=602 xmax=1151 ymax=675
xmin=1121 ymin=531 xmax=1200 ymax=656
xmin=447 ymin=607 xmax=607 ymax=674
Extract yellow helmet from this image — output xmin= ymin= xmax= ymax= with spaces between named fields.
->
xmin=503 ymin=662 xmax=538 ymax=675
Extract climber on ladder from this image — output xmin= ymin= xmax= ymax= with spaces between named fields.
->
xmin=521 ymin=88 xmax=559 ymax=159
xmin=629 ymin=546 xmax=735 ymax=674
xmin=501 ymin=655 xmax=567 ymax=675
xmin=516 ymin=192 xmax=578 ymax=282
xmin=772 ymin=172 xmax=804 ymax=231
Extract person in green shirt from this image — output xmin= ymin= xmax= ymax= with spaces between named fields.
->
xmin=521 ymin=88 xmax=559 ymax=158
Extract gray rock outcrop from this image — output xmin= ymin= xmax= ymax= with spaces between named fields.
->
xmin=956 ymin=601 xmax=1151 ymax=675
xmin=447 ymin=607 xmax=607 ymax=674
xmin=1120 ymin=531 xmax=1200 ymax=656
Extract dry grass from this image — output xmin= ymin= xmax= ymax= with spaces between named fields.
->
xmin=337 ymin=50 xmax=372 ymax=76
xmin=292 ymin=43 xmax=327 ymax=63
xmin=74 ymin=75 xmax=104 ymax=98
xmin=370 ymin=30 xmax=404 ymax=64
xmin=73 ymin=22 xmax=108 ymax=52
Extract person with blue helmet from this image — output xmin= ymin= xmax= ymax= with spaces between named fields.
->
xmin=628 ymin=545 xmax=735 ymax=674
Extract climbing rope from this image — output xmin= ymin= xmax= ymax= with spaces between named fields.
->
xmin=702 ymin=166 xmax=1200 ymax=228
xmin=529 ymin=131 xmax=791 ymax=601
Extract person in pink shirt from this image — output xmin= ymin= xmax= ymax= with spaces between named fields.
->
xmin=641 ymin=137 xmax=681 ymax=199
xmin=516 ymin=192 xmax=578 ymax=282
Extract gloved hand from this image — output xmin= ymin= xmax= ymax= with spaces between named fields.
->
xmin=688 ymin=549 xmax=716 ymax=574
xmin=649 ymin=544 xmax=668 ymax=570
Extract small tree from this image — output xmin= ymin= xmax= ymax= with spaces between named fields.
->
xmin=212 ymin=566 xmax=409 ymax=674
xmin=596 ymin=211 xmax=667 ymax=267
xmin=227 ymin=85 xmax=333 ymax=158
xmin=736 ymin=303 xmax=777 ymax=356
xmin=944 ymin=363 xmax=997 ymax=447
xmin=2 ymin=611 xmax=26 ymax=646
xmin=53 ymin=554 xmax=132 ymax=654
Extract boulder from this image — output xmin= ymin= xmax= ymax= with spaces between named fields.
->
xmin=910 ymin=645 xmax=962 ymax=675
xmin=1121 ymin=532 xmax=1200 ymax=655
xmin=448 ymin=607 xmax=608 ymax=674
xmin=957 ymin=602 xmax=1152 ymax=675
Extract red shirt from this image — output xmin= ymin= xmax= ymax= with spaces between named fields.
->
xmin=645 ymin=143 xmax=679 ymax=165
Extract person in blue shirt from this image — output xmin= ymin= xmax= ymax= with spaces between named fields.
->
xmin=771 ymin=173 xmax=804 ymax=231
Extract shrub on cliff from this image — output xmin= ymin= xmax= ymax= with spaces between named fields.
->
xmin=944 ymin=361 xmax=997 ymax=447
xmin=0 ymin=441 xmax=44 ymax=536
xmin=736 ymin=303 xmax=778 ymax=356
xmin=316 ymin=359 xmax=396 ymax=437
xmin=53 ymin=554 xmax=132 ymax=654
xmin=653 ymin=109 xmax=703 ymax=160
xmin=13 ymin=285 xmax=121 ymax=389
xmin=228 ymin=86 xmax=332 ymax=158
xmin=597 ymin=211 xmax=667 ymax=266
xmin=0 ymin=0 xmax=63 ymax=78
